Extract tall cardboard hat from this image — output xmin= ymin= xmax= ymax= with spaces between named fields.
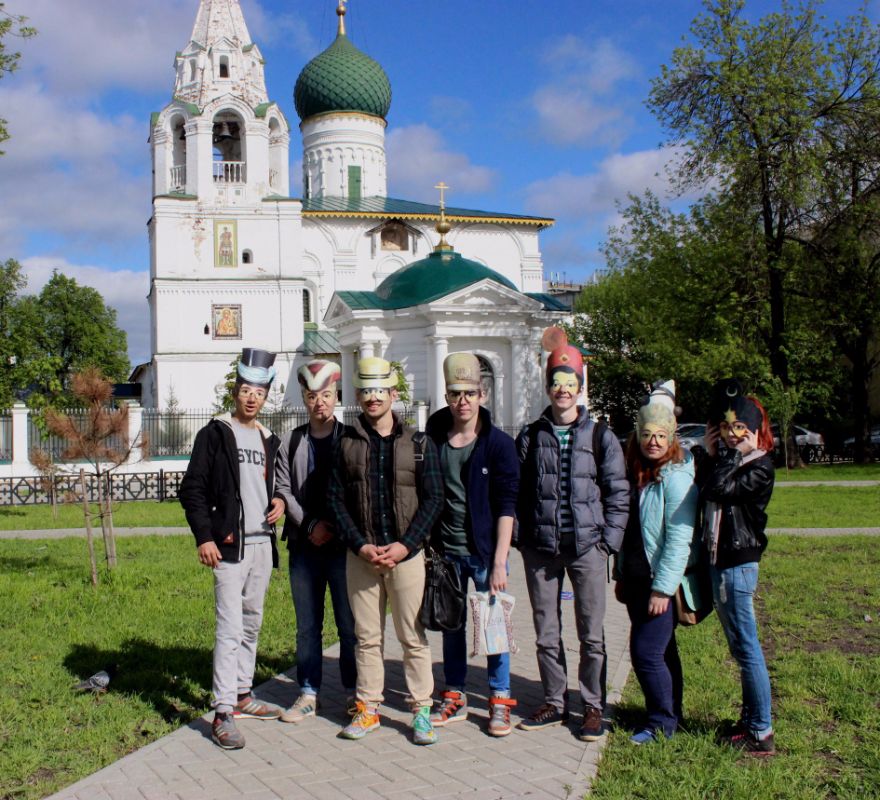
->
xmin=237 ymin=347 xmax=276 ymax=388
xmin=353 ymin=356 xmax=398 ymax=389
xmin=443 ymin=352 xmax=481 ymax=391
xmin=542 ymin=326 xmax=584 ymax=386
xmin=709 ymin=378 xmax=762 ymax=433
xmin=637 ymin=379 xmax=678 ymax=435
xmin=297 ymin=359 xmax=341 ymax=392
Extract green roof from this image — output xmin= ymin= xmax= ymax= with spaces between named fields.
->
xmin=335 ymin=250 xmax=517 ymax=310
xmin=301 ymin=196 xmax=553 ymax=227
xmin=303 ymin=328 xmax=339 ymax=355
xmin=294 ymin=32 xmax=391 ymax=121
xmin=525 ymin=292 xmax=570 ymax=311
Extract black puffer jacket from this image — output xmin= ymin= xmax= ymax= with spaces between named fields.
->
xmin=700 ymin=449 xmax=775 ymax=563
xmin=180 ymin=415 xmax=281 ymax=566
xmin=515 ymin=406 xmax=629 ymax=556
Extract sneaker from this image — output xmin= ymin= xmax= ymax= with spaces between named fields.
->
xmin=280 ymin=693 xmax=318 ymax=724
xmin=212 ymin=712 xmax=245 ymax=749
xmin=630 ymin=727 xmax=667 ymax=745
xmin=412 ymin=705 xmax=438 ymax=746
xmin=430 ymin=690 xmax=468 ymax=727
xmin=233 ymin=696 xmax=282 ymax=720
xmin=578 ymin=707 xmax=604 ymax=742
xmin=488 ymin=696 xmax=516 ymax=737
xmin=729 ymin=731 xmax=776 ymax=756
xmin=518 ymin=703 xmax=569 ymax=731
xmin=339 ymin=701 xmax=380 ymax=740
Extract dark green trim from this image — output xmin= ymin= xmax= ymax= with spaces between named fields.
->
xmin=155 ymin=193 xmax=198 ymax=200
xmin=171 ymin=98 xmax=202 ymax=116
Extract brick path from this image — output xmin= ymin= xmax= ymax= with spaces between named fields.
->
xmin=46 ymin=551 xmax=632 ymax=800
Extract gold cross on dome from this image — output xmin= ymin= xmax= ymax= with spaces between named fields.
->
xmin=434 ymin=181 xmax=449 ymax=211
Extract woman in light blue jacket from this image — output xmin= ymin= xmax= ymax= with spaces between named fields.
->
xmin=614 ymin=380 xmax=699 ymax=743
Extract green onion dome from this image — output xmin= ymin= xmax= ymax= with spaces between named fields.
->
xmin=294 ymin=27 xmax=391 ymax=121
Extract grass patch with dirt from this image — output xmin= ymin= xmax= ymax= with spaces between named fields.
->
xmin=0 ymin=534 xmax=324 ymax=800
xmin=592 ymin=535 xmax=880 ymax=800
xmin=775 ymin=463 xmax=880 ymax=482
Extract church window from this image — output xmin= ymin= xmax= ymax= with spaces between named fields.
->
xmin=302 ymin=289 xmax=312 ymax=323
xmin=477 ymin=356 xmax=496 ymax=415
xmin=219 ymin=56 xmax=230 ymax=78
xmin=381 ymin=222 xmax=408 ymax=252
xmin=348 ymin=165 xmax=362 ymax=200
xmin=242 ymin=249 xmax=252 ymax=264
xmin=189 ymin=59 xmax=197 ymax=82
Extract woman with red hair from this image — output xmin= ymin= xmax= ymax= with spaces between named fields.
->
xmin=614 ymin=380 xmax=699 ymax=744
xmin=702 ymin=379 xmax=776 ymax=756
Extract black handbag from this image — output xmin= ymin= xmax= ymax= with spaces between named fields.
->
xmin=419 ymin=546 xmax=466 ymax=632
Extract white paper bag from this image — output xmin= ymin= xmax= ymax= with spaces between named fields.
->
xmin=468 ymin=591 xmax=518 ymax=656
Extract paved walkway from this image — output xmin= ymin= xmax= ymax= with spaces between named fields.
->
xmin=46 ymin=551 xmax=632 ymax=800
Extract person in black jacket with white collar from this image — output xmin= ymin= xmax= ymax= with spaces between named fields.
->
xmin=701 ymin=379 xmax=776 ymax=756
xmin=274 ymin=359 xmax=357 ymax=724
xmin=180 ymin=348 xmax=284 ymax=750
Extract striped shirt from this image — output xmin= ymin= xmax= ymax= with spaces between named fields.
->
xmin=554 ymin=423 xmax=576 ymax=553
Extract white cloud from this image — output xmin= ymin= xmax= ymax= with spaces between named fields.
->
xmin=386 ymin=124 xmax=495 ymax=201
xmin=20 ymin=257 xmax=151 ymax=366
xmin=530 ymin=35 xmax=640 ymax=147
xmin=524 ymin=148 xmax=684 ymax=222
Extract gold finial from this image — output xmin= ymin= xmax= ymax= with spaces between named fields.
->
xmin=434 ymin=181 xmax=453 ymax=252
xmin=337 ymin=0 xmax=347 ymax=36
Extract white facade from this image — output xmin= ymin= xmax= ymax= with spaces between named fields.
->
xmin=140 ymin=0 xmax=558 ymax=421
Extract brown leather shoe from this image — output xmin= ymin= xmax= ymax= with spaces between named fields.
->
xmin=578 ymin=706 xmax=604 ymax=741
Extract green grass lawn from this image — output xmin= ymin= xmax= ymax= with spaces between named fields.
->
xmin=0 ymin=535 xmax=324 ymax=800
xmin=592 ymin=535 xmax=880 ymax=800
xmin=767 ymin=486 xmax=880 ymax=528
xmin=775 ymin=463 xmax=880 ymax=482
xmin=0 ymin=500 xmax=187 ymax=530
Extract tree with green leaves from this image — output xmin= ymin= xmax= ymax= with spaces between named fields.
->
xmin=648 ymin=0 xmax=880 ymax=392
xmin=0 ymin=4 xmax=35 ymax=152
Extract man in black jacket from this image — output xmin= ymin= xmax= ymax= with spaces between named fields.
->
xmin=180 ymin=348 xmax=285 ymax=750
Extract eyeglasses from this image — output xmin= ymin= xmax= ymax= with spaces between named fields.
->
xmin=447 ymin=389 xmax=479 ymax=402
xmin=238 ymin=387 xmax=267 ymax=400
xmin=720 ymin=421 xmax=750 ymax=437
xmin=357 ymin=387 xmax=390 ymax=399
xmin=639 ymin=430 xmax=669 ymax=444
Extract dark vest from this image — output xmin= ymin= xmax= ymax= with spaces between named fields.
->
xmin=337 ymin=415 xmax=420 ymax=545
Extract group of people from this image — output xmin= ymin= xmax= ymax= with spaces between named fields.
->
xmin=179 ymin=337 xmax=776 ymax=758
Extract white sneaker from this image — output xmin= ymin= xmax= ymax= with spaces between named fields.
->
xmin=280 ymin=693 xmax=318 ymax=723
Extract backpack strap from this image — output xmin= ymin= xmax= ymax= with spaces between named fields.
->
xmin=592 ymin=420 xmax=607 ymax=475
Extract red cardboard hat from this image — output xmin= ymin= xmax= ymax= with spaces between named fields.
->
xmin=543 ymin=327 xmax=584 ymax=383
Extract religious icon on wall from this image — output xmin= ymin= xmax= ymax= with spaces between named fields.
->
xmin=214 ymin=220 xmax=237 ymax=267
xmin=212 ymin=304 xmax=242 ymax=339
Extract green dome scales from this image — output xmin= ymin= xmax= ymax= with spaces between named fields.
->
xmin=294 ymin=5 xmax=391 ymax=121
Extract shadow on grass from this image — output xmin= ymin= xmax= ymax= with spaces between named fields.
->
xmin=64 ymin=639 xmax=292 ymax=725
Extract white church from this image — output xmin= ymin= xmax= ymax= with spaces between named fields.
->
xmin=133 ymin=0 xmax=567 ymax=428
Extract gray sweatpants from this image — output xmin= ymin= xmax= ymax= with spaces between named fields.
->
xmin=211 ymin=541 xmax=273 ymax=712
xmin=522 ymin=545 xmax=608 ymax=712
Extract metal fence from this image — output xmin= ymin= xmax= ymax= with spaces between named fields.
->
xmin=27 ymin=409 xmax=128 ymax=460
xmin=0 ymin=413 xmax=11 ymax=460
xmin=0 ymin=470 xmax=188 ymax=506
xmin=141 ymin=408 xmax=215 ymax=457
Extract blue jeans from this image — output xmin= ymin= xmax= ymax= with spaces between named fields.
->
xmin=442 ymin=554 xmax=510 ymax=695
xmin=289 ymin=545 xmax=357 ymax=694
xmin=711 ymin=562 xmax=773 ymax=737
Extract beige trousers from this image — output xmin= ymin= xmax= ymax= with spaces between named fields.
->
xmin=346 ymin=550 xmax=433 ymax=708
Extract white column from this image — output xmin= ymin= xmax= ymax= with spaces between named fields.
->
xmin=358 ymin=341 xmax=376 ymax=359
xmin=11 ymin=403 xmax=30 ymax=473
xmin=340 ymin=348 xmax=355 ymax=407
xmin=510 ymin=339 xmax=528 ymax=428
xmin=429 ymin=336 xmax=449 ymax=413
xmin=494 ymin=366 xmax=506 ymax=428
xmin=126 ymin=402 xmax=144 ymax=466
xmin=413 ymin=401 xmax=429 ymax=432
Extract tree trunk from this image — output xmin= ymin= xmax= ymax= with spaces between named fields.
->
xmin=851 ymin=332 xmax=871 ymax=464
xmin=79 ymin=469 xmax=98 ymax=587
xmin=97 ymin=470 xmax=117 ymax=569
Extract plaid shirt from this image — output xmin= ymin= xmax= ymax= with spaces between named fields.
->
xmin=328 ymin=414 xmax=443 ymax=556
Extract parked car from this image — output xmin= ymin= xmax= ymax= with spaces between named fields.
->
xmin=771 ymin=424 xmax=825 ymax=462
xmin=677 ymin=423 xmax=706 ymax=456
xmin=843 ymin=425 xmax=880 ymax=455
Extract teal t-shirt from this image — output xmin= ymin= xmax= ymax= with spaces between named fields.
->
xmin=438 ymin=438 xmax=477 ymax=556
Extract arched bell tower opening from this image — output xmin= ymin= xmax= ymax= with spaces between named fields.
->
xmin=212 ymin=111 xmax=246 ymax=184
xmin=170 ymin=114 xmax=188 ymax=191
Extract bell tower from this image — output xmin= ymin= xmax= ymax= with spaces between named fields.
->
xmin=142 ymin=0 xmax=305 ymax=410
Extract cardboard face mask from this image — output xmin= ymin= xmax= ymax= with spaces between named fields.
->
xmin=550 ymin=370 xmax=580 ymax=394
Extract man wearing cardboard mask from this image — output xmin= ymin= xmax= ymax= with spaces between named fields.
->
xmin=274 ymin=359 xmax=357 ymax=724
xmin=327 ymin=357 xmax=444 ymax=745
xmin=515 ymin=329 xmax=629 ymax=742
xmin=425 ymin=352 xmax=520 ymax=736
xmin=180 ymin=348 xmax=285 ymax=750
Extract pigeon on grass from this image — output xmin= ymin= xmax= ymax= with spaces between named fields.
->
xmin=73 ymin=665 xmax=116 ymax=693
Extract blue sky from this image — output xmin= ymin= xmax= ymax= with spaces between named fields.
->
xmin=0 ymin=0 xmax=871 ymax=366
